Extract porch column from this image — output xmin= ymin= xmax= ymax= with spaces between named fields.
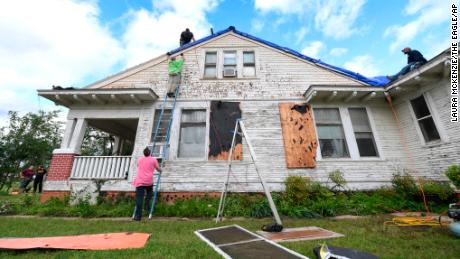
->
xmin=113 ymin=136 xmax=121 ymax=155
xmin=128 ymin=106 xmax=154 ymax=181
xmin=68 ymin=118 xmax=87 ymax=154
xmin=42 ymin=118 xmax=87 ymax=202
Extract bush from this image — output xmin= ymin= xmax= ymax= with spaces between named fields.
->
xmin=284 ymin=176 xmax=333 ymax=205
xmin=284 ymin=176 xmax=312 ymax=205
xmin=420 ymin=180 xmax=454 ymax=202
xmin=328 ymin=170 xmax=347 ymax=192
xmin=445 ymin=164 xmax=460 ymax=189
xmin=392 ymin=171 xmax=418 ymax=197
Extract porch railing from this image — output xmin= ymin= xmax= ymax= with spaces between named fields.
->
xmin=70 ymin=156 xmax=131 ymax=179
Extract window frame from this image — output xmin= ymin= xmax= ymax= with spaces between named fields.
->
xmin=407 ymin=93 xmax=444 ymax=145
xmin=242 ymin=51 xmax=256 ymax=77
xmin=203 ymin=51 xmax=218 ymax=78
xmin=313 ymin=107 xmax=350 ymax=159
xmin=312 ymin=105 xmax=383 ymax=161
xmin=169 ymin=102 xmax=210 ymax=161
xmin=348 ymin=107 xmax=379 ymax=157
xmin=201 ymin=49 xmax=258 ymax=79
xmin=222 ymin=51 xmax=237 ymax=77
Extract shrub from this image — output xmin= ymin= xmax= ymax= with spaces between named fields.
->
xmin=420 ymin=180 xmax=454 ymax=202
xmin=328 ymin=170 xmax=347 ymax=192
xmin=392 ymin=171 xmax=418 ymax=197
xmin=285 ymin=176 xmax=312 ymax=205
xmin=284 ymin=176 xmax=333 ymax=205
xmin=445 ymin=164 xmax=460 ymax=189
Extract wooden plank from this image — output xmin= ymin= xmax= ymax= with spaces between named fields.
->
xmin=279 ymin=103 xmax=317 ymax=168
xmin=209 ymin=101 xmax=243 ymax=160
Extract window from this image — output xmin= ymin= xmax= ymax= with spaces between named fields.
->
xmin=348 ymin=108 xmax=378 ymax=157
xmin=410 ymin=95 xmax=441 ymax=142
xmin=223 ymin=51 xmax=237 ymax=77
xmin=204 ymin=52 xmax=217 ymax=78
xmin=178 ymin=109 xmax=207 ymax=158
xmin=243 ymin=51 xmax=255 ymax=77
xmin=314 ymin=108 xmax=349 ymax=158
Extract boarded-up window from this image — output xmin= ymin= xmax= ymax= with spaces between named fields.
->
xmin=279 ymin=103 xmax=317 ymax=168
xmin=209 ymin=101 xmax=242 ymax=160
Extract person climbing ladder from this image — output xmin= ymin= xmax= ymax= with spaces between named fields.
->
xmin=167 ymin=53 xmax=184 ymax=98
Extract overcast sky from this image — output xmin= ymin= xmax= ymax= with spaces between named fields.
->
xmin=0 ymin=0 xmax=451 ymax=123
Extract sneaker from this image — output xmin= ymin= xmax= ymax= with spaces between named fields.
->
xmin=132 ymin=217 xmax=141 ymax=221
xmin=167 ymin=92 xmax=174 ymax=98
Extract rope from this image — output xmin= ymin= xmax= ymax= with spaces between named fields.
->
xmin=385 ymin=93 xmax=430 ymax=214
xmin=384 ymin=216 xmax=448 ymax=227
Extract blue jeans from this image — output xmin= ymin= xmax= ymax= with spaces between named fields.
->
xmin=134 ymin=185 xmax=153 ymax=219
xmin=20 ymin=178 xmax=32 ymax=192
xmin=390 ymin=61 xmax=425 ymax=80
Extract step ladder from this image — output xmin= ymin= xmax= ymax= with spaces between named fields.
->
xmin=133 ymin=84 xmax=181 ymax=219
xmin=215 ymin=119 xmax=283 ymax=227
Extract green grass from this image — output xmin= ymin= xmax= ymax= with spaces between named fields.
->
xmin=0 ymin=216 xmax=458 ymax=258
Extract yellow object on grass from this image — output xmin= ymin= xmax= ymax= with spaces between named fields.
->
xmin=384 ymin=216 xmax=447 ymax=227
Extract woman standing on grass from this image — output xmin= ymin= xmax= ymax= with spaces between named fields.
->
xmin=132 ymin=147 xmax=162 ymax=221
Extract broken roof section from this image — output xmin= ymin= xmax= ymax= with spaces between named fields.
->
xmin=169 ymin=26 xmax=387 ymax=87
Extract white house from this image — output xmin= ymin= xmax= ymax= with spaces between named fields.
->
xmin=37 ymin=26 xmax=457 ymax=201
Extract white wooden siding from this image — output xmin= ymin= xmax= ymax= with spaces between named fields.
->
xmin=50 ymin=33 xmax=458 ymax=193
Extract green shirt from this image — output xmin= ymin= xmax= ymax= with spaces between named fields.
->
xmin=168 ymin=59 xmax=184 ymax=75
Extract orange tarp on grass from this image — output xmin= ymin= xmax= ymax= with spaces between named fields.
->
xmin=0 ymin=232 xmax=150 ymax=250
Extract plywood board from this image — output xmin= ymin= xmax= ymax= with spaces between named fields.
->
xmin=279 ymin=103 xmax=317 ymax=168
xmin=0 ymin=232 xmax=150 ymax=250
xmin=209 ymin=101 xmax=243 ymax=160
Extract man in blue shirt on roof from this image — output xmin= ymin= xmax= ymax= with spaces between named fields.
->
xmin=387 ymin=47 xmax=427 ymax=81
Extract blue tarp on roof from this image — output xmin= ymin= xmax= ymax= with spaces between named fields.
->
xmin=169 ymin=26 xmax=386 ymax=87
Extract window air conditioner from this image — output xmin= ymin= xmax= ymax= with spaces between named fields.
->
xmin=223 ymin=67 xmax=237 ymax=77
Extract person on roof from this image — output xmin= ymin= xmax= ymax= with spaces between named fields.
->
xmin=167 ymin=53 xmax=184 ymax=98
xmin=387 ymin=47 xmax=427 ymax=81
xmin=180 ymin=28 xmax=195 ymax=46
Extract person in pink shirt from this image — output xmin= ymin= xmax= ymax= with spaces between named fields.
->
xmin=133 ymin=147 xmax=162 ymax=221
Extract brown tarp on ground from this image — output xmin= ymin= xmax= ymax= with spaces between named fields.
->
xmin=279 ymin=103 xmax=318 ymax=168
xmin=0 ymin=232 xmax=150 ymax=250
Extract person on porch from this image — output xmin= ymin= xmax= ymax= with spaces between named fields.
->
xmin=387 ymin=47 xmax=427 ymax=81
xmin=167 ymin=53 xmax=185 ymax=98
xmin=132 ymin=147 xmax=162 ymax=221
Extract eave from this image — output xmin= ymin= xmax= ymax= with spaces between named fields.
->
xmin=303 ymin=85 xmax=385 ymax=103
xmin=37 ymin=88 xmax=159 ymax=108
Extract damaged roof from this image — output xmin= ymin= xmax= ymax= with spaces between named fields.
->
xmin=169 ymin=26 xmax=387 ymax=87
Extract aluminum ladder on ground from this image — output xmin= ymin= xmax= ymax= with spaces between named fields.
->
xmin=132 ymin=85 xmax=181 ymax=219
xmin=215 ymin=119 xmax=283 ymax=226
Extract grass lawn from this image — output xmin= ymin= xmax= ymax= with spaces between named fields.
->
xmin=0 ymin=216 xmax=458 ymax=258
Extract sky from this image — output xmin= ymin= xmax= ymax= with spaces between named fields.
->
xmin=0 ymin=0 xmax=452 ymax=124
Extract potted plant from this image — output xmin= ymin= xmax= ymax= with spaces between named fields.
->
xmin=445 ymin=165 xmax=460 ymax=202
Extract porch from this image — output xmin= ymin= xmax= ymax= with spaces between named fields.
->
xmin=37 ymin=88 xmax=159 ymax=189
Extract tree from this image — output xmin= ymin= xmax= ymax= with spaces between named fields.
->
xmin=0 ymin=110 xmax=62 ymax=191
xmin=80 ymin=126 xmax=114 ymax=156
